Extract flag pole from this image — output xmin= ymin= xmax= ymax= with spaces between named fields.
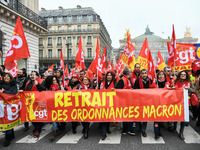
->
xmin=97 ymin=67 xmax=99 ymax=89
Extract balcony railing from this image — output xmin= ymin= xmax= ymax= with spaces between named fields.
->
xmin=39 ymin=56 xmax=93 ymax=61
xmin=48 ymin=28 xmax=100 ymax=33
xmin=0 ymin=0 xmax=47 ymax=29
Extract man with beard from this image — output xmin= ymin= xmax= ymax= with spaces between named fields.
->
xmin=16 ymin=68 xmax=28 ymax=91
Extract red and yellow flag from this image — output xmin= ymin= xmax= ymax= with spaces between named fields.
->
xmin=121 ymin=32 xmax=135 ymax=70
xmin=156 ymin=50 xmax=166 ymax=70
xmin=136 ymin=38 xmax=155 ymax=80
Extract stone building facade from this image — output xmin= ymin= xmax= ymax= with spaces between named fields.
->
xmin=112 ymin=26 xmax=198 ymax=66
xmin=0 ymin=0 xmax=47 ymax=74
xmin=39 ymin=5 xmax=112 ymax=74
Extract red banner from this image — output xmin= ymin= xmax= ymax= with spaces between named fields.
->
xmin=0 ymin=93 xmax=21 ymax=131
xmin=168 ymin=42 xmax=196 ymax=70
xmin=19 ymin=89 xmax=187 ymax=122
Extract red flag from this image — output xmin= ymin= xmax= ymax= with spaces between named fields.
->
xmin=87 ymin=37 xmax=102 ymax=78
xmin=136 ymin=38 xmax=155 ymax=80
xmin=168 ymin=24 xmax=177 ymax=67
xmin=116 ymin=53 xmax=124 ymax=75
xmin=168 ymin=42 xmax=196 ymax=71
xmin=44 ymin=64 xmax=54 ymax=75
xmin=156 ymin=50 xmax=166 ymax=70
xmin=4 ymin=16 xmax=30 ymax=71
xmin=148 ymin=51 xmax=155 ymax=80
xmin=60 ymin=48 xmax=65 ymax=86
xmin=112 ymin=64 xmax=115 ymax=70
xmin=64 ymin=64 xmax=69 ymax=77
xmin=9 ymin=60 xmax=17 ymax=77
xmin=75 ymin=35 xmax=85 ymax=70
xmin=121 ymin=32 xmax=135 ymax=70
xmin=107 ymin=59 xmax=112 ymax=71
xmin=101 ymin=47 xmax=107 ymax=72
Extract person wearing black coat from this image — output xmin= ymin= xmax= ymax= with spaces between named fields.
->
xmin=0 ymin=72 xmax=18 ymax=147
xmin=20 ymin=71 xmax=46 ymax=138
xmin=134 ymin=69 xmax=153 ymax=138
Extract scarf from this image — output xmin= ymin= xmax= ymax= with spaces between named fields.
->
xmin=100 ymin=81 xmax=115 ymax=89
xmin=139 ymin=77 xmax=151 ymax=89
xmin=50 ymin=84 xmax=60 ymax=91
xmin=80 ymin=82 xmax=90 ymax=90
xmin=122 ymin=75 xmax=132 ymax=89
xmin=175 ymin=80 xmax=190 ymax=88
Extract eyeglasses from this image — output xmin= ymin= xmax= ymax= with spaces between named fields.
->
xmin=180 ymin=74 xmax=186 ymax=76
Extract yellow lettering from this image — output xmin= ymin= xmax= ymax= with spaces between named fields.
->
xmin=91 ymin=92 xmax=101 ymax=107
xmin=82 ymin=92 xmax=91 ymax=107
xmin=102 ymin=92 xmax=106 ymax=106
xmin=107 ymin=92 xmax=116 ymax=107
xmin=63 ymin=110 xmax=68 ymax=121
xmin=168 ymin=105 xmax=174 ymax=116
xmin=72 ymin=92 xmax=81 ymax=107
xmin=58 ymin=110 xmax=62 ymax=121
xmin=157 ymin=105 xmax=162 ymax=117
xmin=175 ymin=105 xmax=182 ymax=116
xmin=143 ymin=106 xmax=149 ymax=118
xmin=163 ymin=105 xmax=169 ymax=118
xmin=64 ymin=92 xmax=72 ymax=107
xmin=55 ymin=92 xmax=64 ymax=107
xmin=52 ymin=110 xmax=57 ymax=121
xmin=129 ymin=106 xmax=134 ymax=118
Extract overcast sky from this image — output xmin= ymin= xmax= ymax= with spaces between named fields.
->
xmin=39 ymin=0 xmax=200 ymax=48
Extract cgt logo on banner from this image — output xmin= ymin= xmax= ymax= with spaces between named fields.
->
xmin=0 ymin=94 xmax=21 ymax=131
xmin=167 ymin=42 xmax=196 ymax=70
xmin=20 ymin=89 xmax=189 ymax=123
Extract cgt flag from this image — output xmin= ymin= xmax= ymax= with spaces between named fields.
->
xmin=44 ymin=64 xmax=54 ymax=75
xmin=4 ymin=16 xmax=30 ymax=71
xmin=167 ymin=42 xmax=196 ymax=70
xmin=75 ymin=35 xmax=85 ymax=70
xmin=87 ymin=37 xmax=102 ymax=78
xmin=136 ymin=38 xmax=155 ymax=80
xmin=156 ymin=50 xmax=166 ymax=70
xmin=121 ymin=32 xmax=135 ymax=70
xmin=195 ymin=43 xmax=200 ymax=60
xmin=101 ymin=47 xmax=107 ymax=72
xmin=107 ymin=58 xmax=112 ymax=71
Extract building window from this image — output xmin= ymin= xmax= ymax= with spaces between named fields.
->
xmin=67 ymin=37 xmax=71 ymax=44
xmin=68 ymin=49 xmax=72 ymax=57
xmin=58 ymin=49 xmax=61 ymax=57
xmin=78 ymin=25 xmax=81 ymax=32
xmin=77 ymin=15 xmax=82 ymax=22
xmin=68 ymin=26 xmax=71 ymax=31
xmin=58 ymin=26 xmax=62 ymax=31
xmin=48 ymin=49 xmax=52 ymax=58
xmin=87 ymin=15 xmax=93 ymax=22
xmin=48 ymin=37 xmax=52 ymax=46
xmin=39 ymin=38 xmax=43 ymax=46
xmin=87 ymin=36 xmax=92 ymax=44
xmin=48 ymin=17 xmax=53 ymax=24
xmin=57 ymin=17 xmax=63 ymax=24
xmin=57 ymin=37 xmax=62 ymax=45
xmin=88 ymin=25 xmax=91 ymax=30
xmin=39 ymin=50 xmax=43 ymax=58
xmin=87 ymin=48 xmax=92 ymax=58
xmin=77 ymin=36 xmax=80 ymax=44
xmin=67 ymin=16 xmax=72 ymax=23
xmin=48 ymin=27 xmax=52 ymax=31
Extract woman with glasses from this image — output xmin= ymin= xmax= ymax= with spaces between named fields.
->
xmin=174 ymin=70 xmax=196 ymax=140
xmin=76 ymin=76 xmax=92 ymax=139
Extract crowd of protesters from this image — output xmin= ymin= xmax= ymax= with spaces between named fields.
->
xmin=0 ymin=63 xmax=200 ymax=147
